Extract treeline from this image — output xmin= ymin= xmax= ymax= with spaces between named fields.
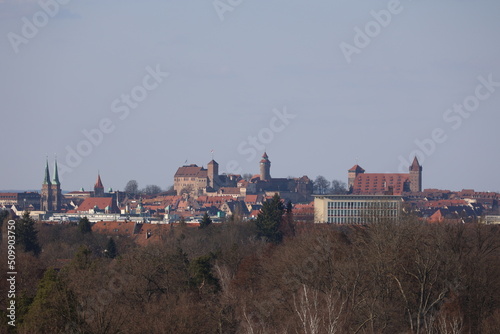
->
xmin=1 ymin=205 xmax=500 ymax=333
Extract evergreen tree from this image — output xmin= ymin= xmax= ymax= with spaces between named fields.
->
xmin=16 ymin=211 xmax=41 ymax=256
xmin=189 ymin=254 xmax=220 ymax=293
xmin=199 ymin=212 xmax=213 ymax=229
xmin=72 ymin=245 xmax=93 ymax=270
xmin=104 ymin=237 xmax=117 ymax=259
xmin=78 ymin=216 xmax=92 ymax=234
xmin=21 ymin=268 xmax=78 ymax=333
xmin=0 ymin=209 xmax=10 ymax=245
xmin=281 ymin=200 xmax=295 ymax=238
xmin=255 ymin=193 xmax=285 ymax=244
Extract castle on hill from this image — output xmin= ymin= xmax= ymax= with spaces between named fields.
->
xmin=174 ymin=152 xmax=313 ymax=202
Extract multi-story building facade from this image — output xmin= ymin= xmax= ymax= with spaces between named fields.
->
xmin=314 ymin=194 xmax=402 ymax=224
xmin=174 ymin=160 xmax=241 ymax=197
xmin=0 ymin=192 xmax=40 ymax=209
xmin=348 ymin=157 xmax=423 ymax=195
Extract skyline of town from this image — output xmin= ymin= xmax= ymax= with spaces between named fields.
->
xmin=2 ymin=2 xmax=500 ymax=332
xmin=2 ymin=1 xmax=500 ymax=192
xmin=2 ymin=151 xmax=499 ymax=194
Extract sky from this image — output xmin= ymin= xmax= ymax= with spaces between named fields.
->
xmin=1 ymin=0 xmax=500 ymax=193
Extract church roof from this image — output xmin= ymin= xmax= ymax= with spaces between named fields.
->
xmin=95 ymin=173 xmax=104 ymax=189
xmin=52 ymin=160 xmax=60 ymax=185
xmin=43 ymin=159 xmax=51 ymax=185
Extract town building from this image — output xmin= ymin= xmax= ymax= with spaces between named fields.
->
xmin=348 ymin=157 xmax=423 ymax=195
xmin=174 ymin=160 xmax=241 ymax=197
xmin=0 ymin=192 xmax=40 ymax=209
xmin=314 ymin=194 xmax=402 ymax=224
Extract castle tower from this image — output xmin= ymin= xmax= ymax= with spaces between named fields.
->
xmin=207 ymin=159 xmax=219 ymax=189
xmin=40 ymin=159 xmax=53 ymax=211
xmin=409 ymin=156 xmax=423 ymax=192
xmin=348 ymin=165 xmax=365 ymax=192
xmin=260 ymin=152 xmax=271 ymax=181
xmin=50 ymin=159 xmax=62 ymax=211
xmin=94 ymin=172 xmax=105 ymax=197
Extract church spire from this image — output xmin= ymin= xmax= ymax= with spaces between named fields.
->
xmin=95 ymin=172 xmax=104 ymax=189
xmin=43 ymin=158 xmax=51 ymax=185
xmin=410 ymin=156 xmax=422 ymax=171
xmin=52 ymin=158 xmax=60 ymax=185
xmin=94 ymin=171 xmax=105 ymax=197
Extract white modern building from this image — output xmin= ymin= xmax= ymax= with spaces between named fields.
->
xmin=314 ymin=194 xmax=402 ymax=224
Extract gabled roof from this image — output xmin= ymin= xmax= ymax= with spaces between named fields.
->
xmin=174 ymin=165 xmax=207 ymax=178
xmin=245 ymin=194 xmax=262 ymax=204
xmin=223 ymin=200 xmax=250 ymax=215
xmin=77 ymin=197 xmax=115 ymax=212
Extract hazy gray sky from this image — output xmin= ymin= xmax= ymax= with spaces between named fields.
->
xmin=1 ymin=0 xmax=500 ymax=192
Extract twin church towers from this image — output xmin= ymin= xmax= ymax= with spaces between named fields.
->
xmin=40 ymin=159 xmax=62 ymax=211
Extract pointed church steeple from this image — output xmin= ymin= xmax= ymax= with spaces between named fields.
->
xmin=43 ymin=158 xmax=51 ymax=185
xmin=52 ymin=158 xmax=60 ymax=185
xmin=410 ymin=156 xmax=422 ymax=172
xmin=94 ymin=172 xmax=105 ymax=197
xmin=95 ymin=173 xmax=104 ymax=189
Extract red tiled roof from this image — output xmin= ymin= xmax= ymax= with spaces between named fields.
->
xmin=0 ymin=193 xmax=18 ymax=198
xmin=219 ymin=187 xmax=241 ymax=195
xmin=352 ymin=173 xmax=409 ymax=195
xmin=348 ymin=165 xmax=365 ymax=173
xmin=77 ymin=197 xmax=114 ymax=212
xmin=245 ymin=195 xmax=261 ymax=203
xmin=196 ymin=196 xmax=234 ymax=204
xmin=174 ymin=165 xmax=207 ymax=178
xmin=92 ymin=221 xmax=138 ymax=236
xmin=249 ymin=209 xmax=261 ymax=218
